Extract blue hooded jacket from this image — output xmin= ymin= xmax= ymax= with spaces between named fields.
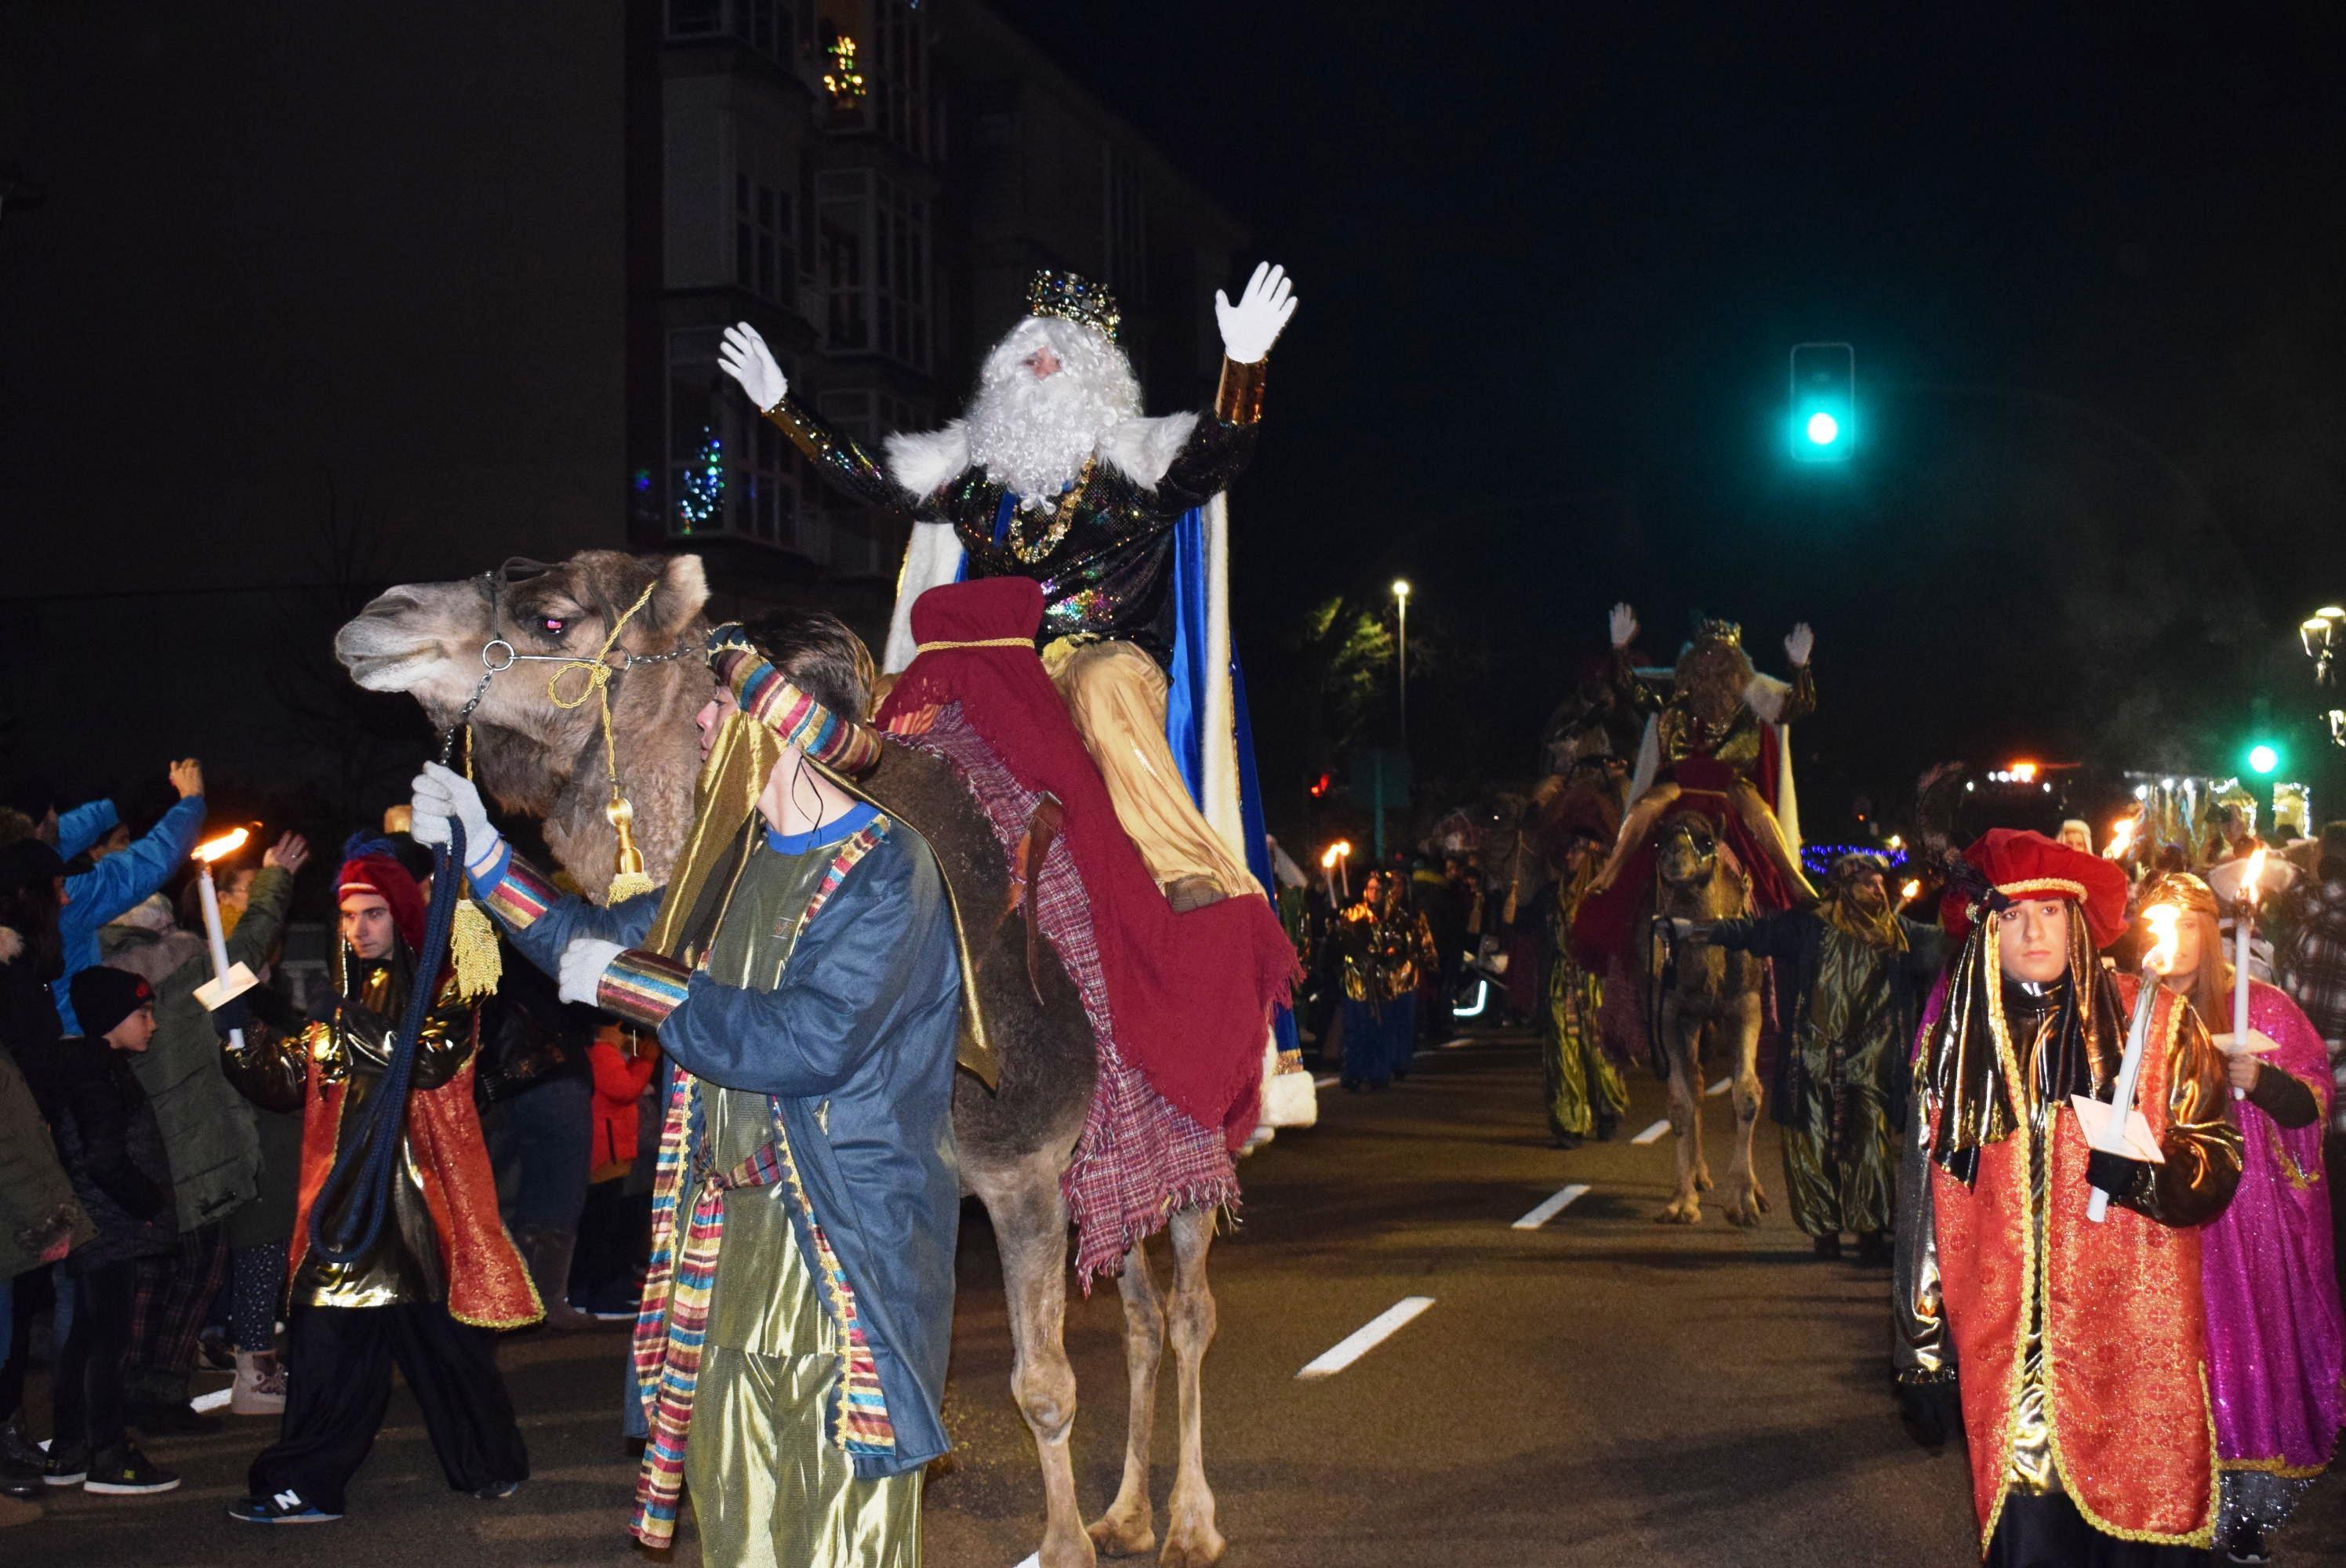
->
xmin=53 ymin=796 xmax=205 ymax=1035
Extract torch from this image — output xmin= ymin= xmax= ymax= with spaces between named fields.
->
xmin=2083 ymin=905 xmax=2179 ymax=1223
xmin=1332 ymin=840 xmax=1353 ymax=901
xmin=190 ymin=829 xmax=260 ymax=1047
xmin=2102 ymin=812 xmax=2138 ymax=862
xmin=2222 ymin=845 xmax=2279 ymax=1101
xmin=1319 ymin=843 xmax=1342 ymax=906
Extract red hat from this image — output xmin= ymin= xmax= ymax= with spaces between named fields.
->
xmin=336 ymin=844 xmax=426 ymax=952
xmin=1940 ymin=827 xmax=2129 ymax=950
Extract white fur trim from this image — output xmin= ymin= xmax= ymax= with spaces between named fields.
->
xmin=1743 ymin=671 xmax=1790 ymax=724
xmin=1626 ymin=714 xmax=1661 ymax=810
xmin=1774 ymin=725 xmax=1801 ymax=848
xmin=882 ymin=423 xmax=971 ymax=498
xmin=882 ymin=522 xmax=969 ymax=674
xmin=1095 ymin=412 xmax=1198 ymax=490
xmin=1200 ymin=492 xmax=1252 ymax=887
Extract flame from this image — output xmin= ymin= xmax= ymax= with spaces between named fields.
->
xmin=1898 ymin=878 xmax=1922 ymax=905
xmin=2143 ymin=904 xmax=2181 ymax=973
xmin=2241 ymin=845 xmax=2269 ymax=908
xmin=2103 ymin=815 xmax=2137 ymax=858
xmin=191 ymin=827 xmax=251 ymax=866
xmin=1320 ymin=840 xmax=1353 ymax=869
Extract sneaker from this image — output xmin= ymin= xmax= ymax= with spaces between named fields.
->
xmin=197 ymin=1330 xmax=237 ymax=1373
xmin=83 ymin=1446 xmax=179 ymax=1497
xmin=41 ymin=1446 xmax=88 ymax=1488
xmin=2224 ymin=1522 xmax=2271 ymax=1565
xmin=230 ymin=1490 xmax=343 ymax=1524
xmin=471 ymin=1479 xmax=521 ymax=1501
xmin=0 ymin=1419 xmax=42 ymax=1475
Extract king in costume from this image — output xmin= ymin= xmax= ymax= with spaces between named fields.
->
xmin=1894 ymin=830 xmax=2242 ymax=1565
xmin=421 ymin=612 xmax=962 ymax=1565
xmin=218 ymin=842 xmax=536 ymax=1525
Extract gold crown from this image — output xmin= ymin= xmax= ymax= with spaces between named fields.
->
xmin=1692 ymin=618 xmax=1743 ymax=648
xmin=1026 ymin=269 xmax=1120 ymax=342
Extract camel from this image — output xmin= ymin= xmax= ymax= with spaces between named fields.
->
xmin=334 ymin=549 xmax=1226 ymax=1568
xmin=1644 ymin=811 xmax=1770 ymax=1227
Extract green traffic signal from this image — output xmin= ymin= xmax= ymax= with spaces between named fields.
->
xmin=2246 ymin=742 xmax=2281 ymax=777
xmin=1789 ymin=342 xmax=1855 ymax=464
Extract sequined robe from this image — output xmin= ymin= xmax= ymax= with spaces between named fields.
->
xmin=1895 ymin=973 xmax=2242 ymax=1552
xmin=221 ymin=945 xmax=539 ymax=1329
xmin=764 ymin=359 xmax=1266 ymax=667
xmin=1541 ymin=872 xmax=1627 ymax=1140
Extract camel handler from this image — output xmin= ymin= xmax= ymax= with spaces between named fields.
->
xmin=412 ymin=608 xmax=961 ymax=1566
xmin=212 ymin=840 xmax=536 ymax=1525
xmin=1894 ymin=829 xmax=2241 ymax=1564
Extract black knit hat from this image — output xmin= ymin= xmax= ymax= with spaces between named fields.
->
xmin=71 ymin=967 xmax=152 ymax=1040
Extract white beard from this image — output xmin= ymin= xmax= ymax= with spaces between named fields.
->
xmin=963 ymin=317 xmax=1141 ymax=506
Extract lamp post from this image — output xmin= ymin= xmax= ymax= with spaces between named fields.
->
xmin=1392 ymin=579 xmax=1411 ymax=743
xmin=2302 ymin=605 xmax=2346 ymax=748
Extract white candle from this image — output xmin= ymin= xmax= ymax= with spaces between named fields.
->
xmin=194 ymin=866 xmax=245 ymax=1054
xmin=2087 ymin=907 xmax=2177 ymax=1222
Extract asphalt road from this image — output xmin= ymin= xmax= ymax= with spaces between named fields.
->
xmin=16 ymin=1028 xmax=2346 ymax=1566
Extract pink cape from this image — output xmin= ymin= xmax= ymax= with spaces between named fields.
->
xmin=878 ymin=578 xmax=1298 ymax=1150
xmin=2203 ymin=982 xmax=2344 ymax=1475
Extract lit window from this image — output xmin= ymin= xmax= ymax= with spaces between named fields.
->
xmin=666 ymin=327 xmax=796 ymax=547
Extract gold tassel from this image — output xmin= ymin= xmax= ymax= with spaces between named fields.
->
xmin=606 ymin=793 xmax=656 ymax=905
xmin=449 ymin=899 xmax=503 ymax=1000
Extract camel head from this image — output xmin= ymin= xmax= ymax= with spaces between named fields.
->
xmin=1655 ymin=813 xmax=1723 ymax=891
xmin=333 ymin=550 xmax=715 ymax=890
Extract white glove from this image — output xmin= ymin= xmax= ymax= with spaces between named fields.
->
xmin=1609 ymin=603 xmax=1638 ymax=649
xmin=1785 ymin=623 xmax=1815 ymax=667
xmin=557 ymin=938 xmax=626 ymax=1008
xmin=718 ymin=322 xmax=788 ymax=412
xmin=1214 ymin=262 xmax=1297 ymax=365
xmin=410 ymin=762 xmax=503 ymax=877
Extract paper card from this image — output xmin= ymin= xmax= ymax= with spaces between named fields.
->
xmin=193 ymin=962 xmax=260 ymax=1011
xmin=2068 ymin=1095 xmax=2166 ymax=1163
xmin=2209 ymin=1030 xmax=2281 ymax=1058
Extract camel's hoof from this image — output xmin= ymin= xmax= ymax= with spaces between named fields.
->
xmin=1088 ymin=1511 xmax=1157 ymax=1559
xmin=1159 ymin=1523 xmax=1226 ymax=1568
xmin=1695 ymin=1169 xmax=1716 ymax=1192
xmin=1656 ymin=1201 xmax=1701 ymax=1225
xmin=1725 ymin=1188 xmax=1770 ymax=1228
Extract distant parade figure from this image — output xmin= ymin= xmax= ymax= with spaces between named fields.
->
xmin=2140 ymin=875 xmax=2342 ymax=1566
xmin=1683 ymin=851 xmax=1944 ymax=1259
xmin=1378 ymin=873 xmax=1438 ymax=1083
xmin=1334 ymin=872 xmax=1392 ymax=1092
xmin=1540 ymin=835 xmax=1627 ymax=1147
xmin=1895 ymin=831 xmax=2241 ymax=1565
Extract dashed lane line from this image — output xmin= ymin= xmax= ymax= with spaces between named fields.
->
xmin=1630 ymin=1119 xmax=1672 ymax=1145
xmin=1707 ymin=1076 xmax=1730 ymax=1097
xmin=1314 ymin=1075 xmax=1338 ymax=1089
xmin=1511 ymin=1182 xmax=1592 ymax=1230
xmin=1295 ymin=1296 xmax=1436 ymax=1380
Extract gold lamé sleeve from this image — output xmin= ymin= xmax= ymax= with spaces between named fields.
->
xmin=762 ymin=395 xmax=933 ymax=516
xmin=2134 ymin=1006 xmax=2242 ymax=1228
xmin=1610 ymin=644 xmax=1661 ymax=718
xmin=1213 ymin=356 xmax=1267 ymax=425
xmin=222 ymin=1020 xmax=314 ymax=1115
xmin=1891 ymin=1082 xmax=1955 ymax=1383
xmin=1781 ymin=661 xmax=1818 ymax=724
xmin=342 ymin=979 xmax=477 ymax=1092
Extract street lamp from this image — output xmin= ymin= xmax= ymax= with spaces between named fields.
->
xmin=1392 ymin=579 xmax=1411 ymax=742
xmin=2303 ymin=605 xmax=2346 ymax=747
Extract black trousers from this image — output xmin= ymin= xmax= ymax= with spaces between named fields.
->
xmin=248 ymin=1300 xmax=527 ymax=1514
xmin=53 ymin=1258 xmax=139 ymax=1455
xmin=1987 ymin=1490 xmax=2210 ymax=1567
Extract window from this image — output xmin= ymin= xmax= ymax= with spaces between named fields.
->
xmin=816 ymin=169 xmax=929 ymax=370
xmin=666 ymin=0 xmax=787 ymax=62
xmin=869 ymin=1 xmax=929 ymax=160
xmin=734 ymin=171 xmax=791 ymax=303
xmin=666 ymin=327 xmax=797 ymax=548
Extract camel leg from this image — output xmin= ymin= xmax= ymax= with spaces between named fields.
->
xmin=977 ymin=1157 xmax=1096 ymax=1568
xmin=1723 ymin=994 xmax=1771 ymax=1227
xmin=1656 ymin=1001 xmax=1704 ymax=1225
xmin=1087 ymin=1236 xmax=1164 ymax=1558
xmin=1588 ymin=782 xmax=1681 ymax=895
xmin=1730 ymin=781 xmax=1819 ymax=903
xmin=1159 ymin=1206 xmax=1225 ymax=1568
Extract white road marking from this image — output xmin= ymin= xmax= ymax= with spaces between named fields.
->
xmin=1707 ymin=1076 xmax=1731 ymax=1097
xmin=1313 ymin=1075 xmax=1338 ymax=1089
xmin=1013 ymin=1555 xmax=1040 ymax=1568
xmin=1438 ymin=1036 xmax=1473 ymax=1049
xmin=191 ymin=1388 xmax=234 ymax=1413
xmin=1631 ymin=1118 xmax=1672 ymax=1145
xmin=1296 ymin=1296 xmax=1436 ymax=1380
xmin=1511 ymin=1182 xmax=1592 ymax=1230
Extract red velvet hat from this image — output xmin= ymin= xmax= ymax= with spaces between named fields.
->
xmin=1940 ymin=827 xmax=2130 ymax=950
xmin=336 ymin=840 xmax=426 ymax=952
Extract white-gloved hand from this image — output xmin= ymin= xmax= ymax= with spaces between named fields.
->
xmin=557 ymin=938 xmax=626 ymax=1008
xmin=1609 ymin=603 xmax=1639 ymax=649
xmin=718 ymin=322 xmax=789 ymax=412
xmin=1214 ymin=262 xmax=1298 ymax=365
xmin=1785 ymin=622 xmax=1815 ymax=667
xmin=411 ymin=762 xmax=503 ymax=877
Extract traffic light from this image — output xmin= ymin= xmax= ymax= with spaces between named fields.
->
xmin=1789 ymin=342 xmax=1855 ymax=463
xmin=2246 ymin=741 xmax=2282 ymax=777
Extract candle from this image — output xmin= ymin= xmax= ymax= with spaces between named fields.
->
xmin=2232 ymin=846 xmax=2267 ymax=1100
xmin=2087 ymin=906 xmax=2179 ymax=1222
xmin=189 ymin=829 xmax=260 ymax=1036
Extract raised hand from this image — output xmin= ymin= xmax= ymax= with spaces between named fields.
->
xmin=1785 ymin=622 xmax=1815 ymax=667
xmin=1214 ymin=262 xmax=1297 ymax=365
xmin=1609 ymin=603 xmax=1639 ymax=649
xmin=263 ymin=832 xmax=310 ymax=875
xmin=718 ymin=323 xmax=788 ymax=412
xmin=169 ymin=758 xmax=205 ymax=799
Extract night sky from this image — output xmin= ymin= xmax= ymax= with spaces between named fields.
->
xmin=1003 ymin=2 xmax=2346 ymax=833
